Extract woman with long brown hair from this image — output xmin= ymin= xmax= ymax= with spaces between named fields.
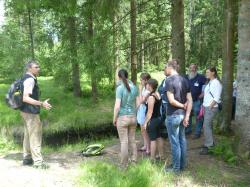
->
xmin=113 ymin=69 xmax=139 ymax=167
xmin=143 ymin=79 xmax=164 ymax=160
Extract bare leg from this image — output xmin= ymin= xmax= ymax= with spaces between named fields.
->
xmin=150 ymin=140 xmax=157 ymax=160
xmin=157 ymin=138 xmax=164 ymax=159
xmin=140 ymin=126 xmax=150 ymax=152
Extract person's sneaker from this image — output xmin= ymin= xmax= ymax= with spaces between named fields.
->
xmin=164 ymin=164 xmax=173 ymax=170
xmin=164 ymin=165 xmax=180 ymax=175
xmin=192 ymin=134 xmax=201 ymax=140
xmin=23 ymin=159 xmax=33 ymax=166
xmin=199 ymin=147 xmax=209 ymax=155
xmin=33 ymin=163 xmax=50 ymax=169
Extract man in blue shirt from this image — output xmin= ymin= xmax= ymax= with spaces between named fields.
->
xmin=185 ymin=64 xmax=206 ymax=138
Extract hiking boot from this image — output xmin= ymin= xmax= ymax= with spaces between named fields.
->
xmin=199 ymin=147 xmax=209 ymax=155
xmin=23 ymin=158 xmax=33 ymax=166
xmin=33 ymin=162 xmax=50 ymax=169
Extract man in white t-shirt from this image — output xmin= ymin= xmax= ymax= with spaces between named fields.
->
xmin=20 ymin=60 xmax=52 ymax=169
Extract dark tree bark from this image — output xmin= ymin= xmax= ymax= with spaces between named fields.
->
xmin=221 ymin=0 xmax=237 ymax=132
xmin=141 ymin=42 xmax=145 ymax=71
xmin=235 ymin=0 xmax=250 ymax=159
xmin=87 ymin=6 xmax=97 ymax=102
xmin=170 ymin=0 xmax=185 ymax=74
xmin=67 ymin=16 xmax=82 ymax=97
xmin=130 ymin=0 xmax=137 ymax=84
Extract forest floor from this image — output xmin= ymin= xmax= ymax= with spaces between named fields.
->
xmin=0 ymin=134 xmax=250 ymax=187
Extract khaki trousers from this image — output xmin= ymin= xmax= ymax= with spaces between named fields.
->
xmin=21 ymin=112 xmax=43 ymax=165
xmin=116 ymin=115 xmax=137 ymax=166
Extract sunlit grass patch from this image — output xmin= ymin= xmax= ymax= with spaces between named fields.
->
xmin=0 ymin=137 xmax=19 ymax=155
xmin=0 ymin=77 xmax=114 ymax=135
xmin=76 ymin=158 xmax=250 ymax=187
xmin=77 ymin=159 xmax=175 ymax=187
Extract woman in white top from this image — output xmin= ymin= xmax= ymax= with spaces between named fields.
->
xmin=137 ymin=73 xmax=151 ymax=154
xmin=200 ymin=67 xmax=222 ymax=155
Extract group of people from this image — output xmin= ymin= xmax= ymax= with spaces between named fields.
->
xmin=18 ymin=59 xmax=224 ymax=172
xmin=113 ymin=59 xmax=223 ymax=173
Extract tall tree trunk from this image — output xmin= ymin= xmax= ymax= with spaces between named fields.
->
xmin=188 ymin=0 xmax=195 ymax=64
xmin=88 ymin=7 xmax=97 ymax=102
xmin=221 ymin=0 xmax=236 ymax=132
xmin=235 ymin=0 xmax=250 ymax=159
xmin=113 ymin=14 xmax=119 ymax=88
xmin=67 ymin=16 xmax=82 ymax=97
xmin=170 ymin=0 xmax=185 ymax=74
xmin=27 ymin=7 xmax=35 ymax=59
xmin=141 ymin=42 xmax=145 ymax=71
xmin=130 ymin=0 xmax=137 ymax=84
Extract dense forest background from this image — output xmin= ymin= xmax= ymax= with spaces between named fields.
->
xmin=0 ymin=0 xmax=228 ymax=89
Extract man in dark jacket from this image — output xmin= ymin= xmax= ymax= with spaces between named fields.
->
xmin=185 ymin=64 xmax=206 ymax=138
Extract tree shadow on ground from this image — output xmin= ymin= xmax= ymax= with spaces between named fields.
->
xmin=3 ymin=152 xmax=22 ymax=161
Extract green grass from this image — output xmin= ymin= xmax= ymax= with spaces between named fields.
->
xmin=76 ymin=159 xmax=250 ymax=187
xmin=0 ymin=71 xmax=165 ymax=136
xmin=0 ymin=77 xmax=114 ymax=136
xmin=0 ymin=137 xmax=18 ymax=155
xmin=193 ymin=163 xmax=250 ymax=187
xmin=77 ymin=160 xmax=174 ymax=187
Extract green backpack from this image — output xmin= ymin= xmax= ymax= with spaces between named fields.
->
xmin=82 ymin=144 xmax=104 ymax=157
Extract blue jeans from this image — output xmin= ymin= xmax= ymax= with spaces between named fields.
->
xmin=185 ymin=100 xmax=203 ymax=135
xmin=165 ymin=114 xmax=186 ymax=171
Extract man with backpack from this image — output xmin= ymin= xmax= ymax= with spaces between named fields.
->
xmin=20 ymin=60 xmax=52 ymax=169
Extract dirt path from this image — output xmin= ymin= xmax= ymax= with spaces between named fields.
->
xmin=0 ymin=151 xmax=82 ymax=187
xmin=0 ymin=135 xmax=249 ymax=187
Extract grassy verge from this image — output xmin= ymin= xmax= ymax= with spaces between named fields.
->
xmin=76 ymin=159 xmax=250 ymax=187
xmin=0 ymin=71 xmax=165 ymax=136
xmin=0 ymin=77 xmax=114 ymax=136
xmin=0 ymin=137 xmax=18 ymax=155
